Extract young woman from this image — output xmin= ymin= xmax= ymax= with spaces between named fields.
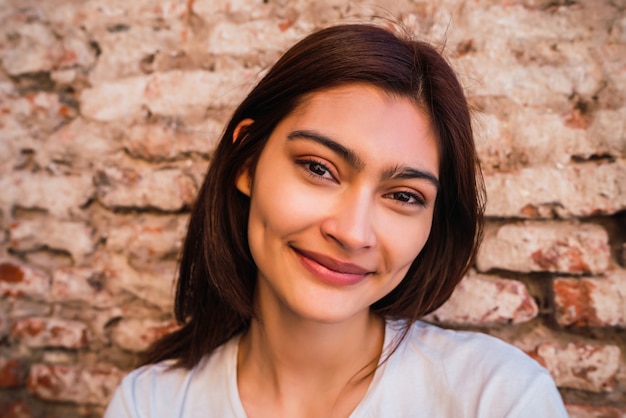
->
xmin=105 ymin=24 xmax=567 ymax=417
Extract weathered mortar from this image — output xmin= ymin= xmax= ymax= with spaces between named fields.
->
xmin=0 ymin=0 xmax=624 ymax=416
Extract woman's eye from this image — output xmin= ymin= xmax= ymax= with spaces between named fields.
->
xmin=308 ymin=162 xmax=330 ymax=177
xmin=386 ymin=191 xmax=426 ymax=207
xmin=296 ymin=159 xmax=336 ymax=181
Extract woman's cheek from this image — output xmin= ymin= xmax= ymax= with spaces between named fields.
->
xmin=254 ymin=173 xmax=333 ymax=230
xmin=383 ymin=212 xmax=434 ymax=263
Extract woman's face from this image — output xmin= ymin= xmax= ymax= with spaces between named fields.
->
xmin=236 ymin=84 xmax=439 ymax=325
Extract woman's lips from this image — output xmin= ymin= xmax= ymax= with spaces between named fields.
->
xmin=292 ymin=247 xmax=373 ymax=286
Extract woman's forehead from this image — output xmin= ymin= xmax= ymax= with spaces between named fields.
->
xmin=266 ymin=83 xmax=440 ymax=177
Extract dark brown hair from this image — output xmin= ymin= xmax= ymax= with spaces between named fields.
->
xmin=142 ymin=23 xmax=485 ymax=368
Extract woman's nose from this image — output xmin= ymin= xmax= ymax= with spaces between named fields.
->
xmin=320 ymin=191 xmax=377 ymax=251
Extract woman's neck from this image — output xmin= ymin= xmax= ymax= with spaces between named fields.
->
xmin=236 ymin=291 xmax=385 ymax=418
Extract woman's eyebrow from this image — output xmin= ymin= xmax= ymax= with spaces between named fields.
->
xmin=382 ymin=165 xmax=440 ymax=190
xmin=286 ymin=129 xmax=364 ymax=170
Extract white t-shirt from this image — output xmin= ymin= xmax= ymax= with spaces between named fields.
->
xmin=105 ymin=321 xmax=568 ymax=417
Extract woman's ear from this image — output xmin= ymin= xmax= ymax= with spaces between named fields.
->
xmin=234 ymin=118 xmax=255 ymax=196
xmin=235 ymin=164 xmax=252 ymax=197
xmin=233 ymin=118 xmax=254 ymax=143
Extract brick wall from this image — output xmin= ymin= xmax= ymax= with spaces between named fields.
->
xmin=0 ymin=0 xmax=624 ymax=416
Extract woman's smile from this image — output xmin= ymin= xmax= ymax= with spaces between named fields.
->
xmin=291 ymin=246 xmax=375 ymax=286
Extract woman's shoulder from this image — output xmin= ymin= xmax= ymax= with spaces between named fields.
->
xmin=117 ymin=359 xmax=194 ymax=396
xmin=368 ymin=320 xmax=568 ymax=417
xmin=393 ymin=320 xmax=547 ymax=382
xmin=104 ymin=336 xmax=243 ymax=418
xmin=103 ymin=360 xmax=199 ymax=418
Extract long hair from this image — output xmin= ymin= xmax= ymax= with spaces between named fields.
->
xmin=141 ymin=23 xmax=485 ymax=368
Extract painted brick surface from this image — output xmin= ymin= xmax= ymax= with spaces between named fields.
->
xmin=125 ymin=119 xmax=222 ymax=161
xmin=428 ymin=273 xmax=538 ymax=325
xmin=484 ymin=162 xmax=626 ymax=218
xmin=87 ymin=20 xmax=188 ymax=84
xmin=51 ymin=268 xmax=115 ymax=308
xmin=535 ymin=342 xmax=621 ymax=393
xmin=105 ymin=255 xmax=176 ymax=310
xmin=104 ymin=215 xmax=188 ymax=262
xmin=207 ymin=20 xmax=309 ymax=55
xmin=8 ymin=220 xmax=95 ymax=263
xmin=477 ymin=222 xmax=610 ymax=275
xmin=10 ymin=317 xmax=88 ymax=349
xmin=80 ymin=69 xmax=259 ymax=121
xmin=42 ymin=119 xmax=123 ymax=169
xmin=0 ymin=21 xmax=65 ymax=75
xmin=0 ymin=173 xmax=94 ymax=219
xmin=1 ymin=0 xmax=625 ymax=414
xmin=111 ymin=318 xmax=180 ymax=352
xmin=96 ymin=166 xmax=197 ymax=211
xmin=28 ymin=364 xmax=124 ymax=406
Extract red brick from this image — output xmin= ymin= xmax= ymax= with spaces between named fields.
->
xmin=0 ymin=262 xmax=24 ymax=283
xmin=428 ymin=273 xmax=538 ymax=325
xmin=28 ymin=363 xmax=124 ymax=406
xmin=11 ymin=317 xmax=89 ymax=349
xmin=0 ymin=261 xmax=50 ymax=301
xmin=477 ymin=222 xmax=610 ymax=275
xmin=0 ymin=356 xmax=28 ymax=388
xmin=554 ymin=270 xmax=626 ymax=327
xmin=0 ymin=401 xmax=33 ymax=418
xmin=566 ymin=403 xmax=626 ymax=418
xmin=535 ymin=342 xmax=620 ymax=393
xmin=111 ymin=318 xmax=180 ymax=352
xmin=0 ymin=306 xmax=7 ymax=339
